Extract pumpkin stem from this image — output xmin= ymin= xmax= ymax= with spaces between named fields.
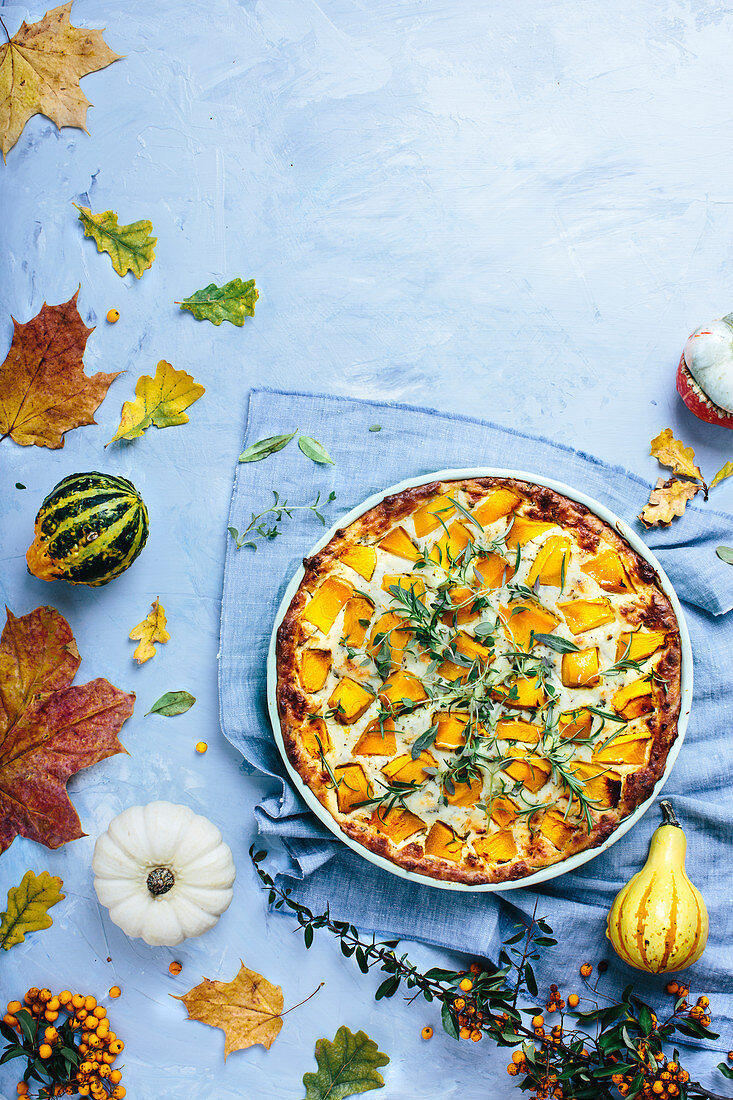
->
xmin=147 ymin=867 xmax=175 ymax=896
xmin=659 ymin=799 xmax=681 ymax=828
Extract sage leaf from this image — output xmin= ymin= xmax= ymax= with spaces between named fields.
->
xmin=716 ymin=546 xmax=733 ymax=565
xmin=369 ymin=424 xmax=381 ymax=432
xmin=532 ymin=633 xmax=580 ymax=653
xmin=302 ymin=1025 xmax=389 ymax=1100
xmin=146 ymin=691 xmax=196 ymax=717
xmin=298 ymin=435 xmax=334 ymax=465
xmin=239 ymin=431 xmax=296 ymax=463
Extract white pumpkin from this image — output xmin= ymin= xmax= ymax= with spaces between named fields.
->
xmin=92 ymin=801 xmax=236 ymax=946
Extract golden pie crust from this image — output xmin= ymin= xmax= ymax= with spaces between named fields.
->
xmin=275 ymin=477 xmax=682 ymax=885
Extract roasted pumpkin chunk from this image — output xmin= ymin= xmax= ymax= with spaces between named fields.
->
xmin=471 ymin=488 xmax=522 ymax=527
xmin=300 ymin=717 xmax=332 ymax=757
xmin=412 ymin=493 xmax=456 ymax=537
xmin=492 ymin=675 xmax=546 ymax=709
xmin=327 ymin=677 xmax=374 ymax=724
xmin=496 ymin=718 xmax=541 ymax=744
xmin=335 ymin=762 xmax=372 ymax=813
xmin=370 ymin=806 xmax=425 ymax=844
xmin=474 ymin=829 xmax=517 ymax=863
xmin=440 ymin=585 xmax=480 ymax=626
xmin=342 ymin=597 xmax=374 ymax=647
xmin=501 ymin=600 xmax=559 ymax=650
xmin=382 ymin=573 xmax=426 ymax=599
xmin=559 ymin=708 xmax=593 ymax=740
xmin=473 ymin=552 xmax=514 ymax=589
xmin=561 ymin=647 xmax=600 ymax=688
xmin=615 ymin=630 xmax=665 ymax=663
xmin=379 ymin=526 xmax=420 ymax=561
xmin=368 ymin=611 xmax=411 ymax=666
xmin=613 ymin=678 xmax=653 ymax=720
xmin=382 ymin=750 xmax=437 ymax=785
xmin=434 ymin=711 xmax=469 ymax=749
xmin=455 ymin=631 xmax=492 ymax=663
xmin=424 ymin=821 xmax=462 ymax=862
xmin=505 ymin=516 xmax=557 ymax=550
xmin=573 ymin=762 xmax=621 ymax=807
xmin=302 ymin=577 xmax=353 ymax=635
xmin=435 ymin=657 xmax=470 ymax=683
xmin=559 ymin=598 xmax=615 ymax=635
xmin=491 ymin=795 xmax=518 ymax=828
xmin=354 ymin=716 xmax=397 ymax=756
xmin=300 ymin=648 xmax=332 ymax=693
xmin=540 ymin=809 xmax=576 ymax=850
xmin=339 ymin=544 xmax=377 ymax=581
xmin=580 ymin=550 xmax=633 ymax=594
xmin=527 ymin=536 xmax=572 ymax=587
xmin=378 ymin=670 xmax=428 ymax=709
xmin=594 ymin=731 xmax=651 ymax=767
xmin=430 ymin=521 xmax=472 ymax=565
xmin=504 ymin=754 xmax=552 ymax=793
xmin=444 ymin=773 xmax=483 ymax=807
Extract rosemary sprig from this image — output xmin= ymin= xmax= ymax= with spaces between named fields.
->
xmin=228 ymin=489 xmax=336 ymax=550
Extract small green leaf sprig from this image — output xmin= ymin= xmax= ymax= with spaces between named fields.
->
xmin=251 ymin=849 xmax=730 ymax=1100
xmin=228 ymin=489 xmax=336 ymax=551
xmin=239 ymin=430 xmax=334 ymax=465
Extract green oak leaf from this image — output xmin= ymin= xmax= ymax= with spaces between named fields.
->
xmin=302 ymin=1025 xmax=389 ymax=1100
xmin=145 ymin=691 xmax=196 ymax=717
xmin=178 ymin=278 xmax=259 ymax=326
xmin=75 ymin=205 xmax=156 ymax=278
xmin=0 ymin=870 xmax=65 ymax=950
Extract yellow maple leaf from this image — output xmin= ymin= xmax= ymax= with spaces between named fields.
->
xmin=0 ymin=2 xmax=120 ymax=160
xmin=129 ymin=598 xmax=169 ymax=664
xmin=639 ymin=478 xmax=701 ymax=528
xmin=107 ymin=360 xmax=205 ymax=446
xmin=0 ymin=869 xmax=65 ymax=950
xmin=649 ymin=429 xmax=704 ymax=485
xmin=174 ymin=961 xmax=284 ymax=1058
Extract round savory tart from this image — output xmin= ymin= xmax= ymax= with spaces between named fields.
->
xmin=275 ymin=476 xmax=682 ymax=886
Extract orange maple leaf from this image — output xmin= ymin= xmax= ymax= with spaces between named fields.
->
xmin=0 ymin=289 xmax=119 ymax=448
xmin=0 ymin=606 xmax=134 ymax=853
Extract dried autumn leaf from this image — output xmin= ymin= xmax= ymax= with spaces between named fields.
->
xmin=303 ymin=1025 xmax=390 ymax=1100
xmin=75 ymin=205 xmax=156 ymax=278
xmin=0 ymin=290 xmax=119 ymax=448
xmin=710 ymin=460 xmax=733 ymax=490
xmin=0 ymin=869 xmax=65 ymax=950
xmin=0 ymin=2 xmax=120 ymax=160
xmin=650 ymin=429 xmax=705 ymax=485
xmin=178 ymin=277 xmax=258 ymax=326
xmin=129 ymin=598 xmax=169 ymax=664
xmin=107 ymin=359 xmax=205 ymax=445
xmin=0 ymin=605 xmax=134 ymax=853
xmin=174 ymin=961 xmax=283 ymax=1058
xmin=639 ymin=478 xmax=702 ymax=528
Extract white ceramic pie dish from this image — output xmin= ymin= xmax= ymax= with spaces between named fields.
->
xmin=266 ymin=467 xmax=693 ymax=893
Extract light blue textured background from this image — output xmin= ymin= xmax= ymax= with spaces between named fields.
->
xmin=1 ymin=1 xmax=733 ymax=1097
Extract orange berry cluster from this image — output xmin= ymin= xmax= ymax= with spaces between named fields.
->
xmin=506 ymin=1051 xmax=580 ymax=1100
xmin=611 ymin=1054 xmax=689 ymax=1098
xmin=544 ymin=983 xmax=566 ymax=1014
xmin=4 ymin=988 xmax=126 ymax=1099
xmin=453 ymin=965 xmax=484 ymax=1043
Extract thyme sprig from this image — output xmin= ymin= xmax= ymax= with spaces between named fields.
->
xmin=228 ymin=489 xmax=336 ymax=550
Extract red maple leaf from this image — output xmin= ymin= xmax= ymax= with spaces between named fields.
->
xmin=0 ymin=605 xmax=134 ymax=853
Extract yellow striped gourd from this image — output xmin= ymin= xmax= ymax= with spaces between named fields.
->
xmin=606 ymin=800 xmax=708 ymax=973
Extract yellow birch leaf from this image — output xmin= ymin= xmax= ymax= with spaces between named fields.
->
xmin=0 ymin=3 xmax=121 ymax=160
xmin=173 ymin=961 xmax=284 ymax=1058
xmin=0 ymin=869 xmax=65 ymax=950
xmin=649 ymin=429 xmax=704 ymax=484
xmin=710 ymin=460 xmax=733 ymax=490
xmin=639 ymin=478 xmax=701 ymax=528
xmin=129 ymin=598 xmax=169 ymax=664
xmin=107 ymin=360 xmax=205 ymax=445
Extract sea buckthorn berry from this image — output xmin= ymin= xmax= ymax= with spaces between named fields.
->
xmin=111 ymin=1088 xmax=126 ymax=1099
xmin=507 ymin=1064 xmax=519 ymax=1076
xmin=612 ymin=1075 xmax=624 ymax=1085
xmin=109 ymin=1039 xmax=124 ymax=1054
xmin=652 ymin=1084 xmax=664 ymax=1095
xmin=459 ymin=977 xmax=473 ymax=992
xmin=698 ymin=996 xmax=710 ymax=1008
xmin=39 ymin=989 xmax=52 ymax=1003
xmin=44 ymin=1026 xmax=59 ymax=1042
xmin=453 ymin=997 xmax=465 ymax=1010
xmin=46 ymin=996 xmax=60 ymax=1011
xmin=666 ymin=981 xmax=679 ymax=995
xmin=701 ymin=1014 xmax=711 ymax=1027
xmin=196 ymin=741 xmax=208 ymax=753
xmin=459 ymin=1026 xmax=471 ymax=1040
xmin=93 ymin=1005 xmax=107 ymax=1018
xmin=470 ymin=962 xmax=481 ymax=974
xmin=677 ymin=985 xmax=689 ymax=997
xmin=39 ymin=1043 xmax=53 ymax=1058
xmin=169 ymin=961 xmax=182 ymax=976
xmin=78 ymin=1089 xmax=90 ymax=1098
xmin=470 ymin=1029 xmax=481 ymax=1042
xmin=421 ymin=1026 xmax=433 ymax=1040
xmin=668 ymin=1087 xmax=678 ymax=1097
xmin=110 ymin=1071 xmax=122 ymax=1085
xmin=106 ymin=309 xmax=120 ymax=324
xmin=26 ymin=988 xmax=39 ymax=1001
xmin=45 ymin=1010 xmax=59 ymax=1022
xmin=88 ymin=1035 xmax=101 ymax=1048
xmin=3 ymin=1014 xmax=17 ymax=1027
xmin=7 ymin=1000 xmax=22 ymax=1014
xmin=85 ymin=996 xmax=97 ymax=1011
xmin=59 ymin=990 xmax=72 ymax=1005
xmin=98 ymin=1064 xmax=112 ymax=1079
xmin=579 ymin=963 xmax=593 ymax=977
xmin=567 ymin=993 xmax=580 ymax=1008
xmin=532 ymin=1015 xmax=544 ymax=1028
xmin=109 ymin=986 xmax=121 ymax=999
xmin=72 ymin=994 xmax=84 ymax=1009
xmin=16 ymin=1084 xmax=29 ymax=1096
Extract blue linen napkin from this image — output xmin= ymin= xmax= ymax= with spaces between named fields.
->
xmin=219 ymin=388 xmax=733 ymax=1071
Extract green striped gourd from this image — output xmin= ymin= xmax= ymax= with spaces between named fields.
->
xmin=26 ymin=472 xmax=149 ymax=587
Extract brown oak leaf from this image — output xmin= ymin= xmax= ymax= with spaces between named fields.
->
xmin=0 ymin=289 xmax=119 ymax=448
xmin=639 ymin=477 xmax=702 ymax=528
xmin=0 ymin=606 xmax=134 ymax=854
xmin=0 ymin=2 xmax=121 ymax=160
xmin=174 ymin=962 xmax=284 ymax=1058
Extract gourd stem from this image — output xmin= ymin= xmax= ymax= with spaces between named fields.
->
xmin=659 ymin=799 xmax=681 ymax=828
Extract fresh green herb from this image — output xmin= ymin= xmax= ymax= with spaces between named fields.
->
xmin=449 ymin=495 xmax=483 ymax=532
xmin=15 ymin=482 xmax=25 ymax=490
xmin=354 ymin=777 xmax=423 ymax=814
xmin=228 ymin=489 xmax=336 ymax=550
xmin=716 ymin=546 xmax=733 ymax=565
xmin=298 ymin=435 xmax=334 ymax=465
xmin=411 ymin=724 xmax=438 ymax=759
xmin=238 ymin=431 xmax=296 ymax=463
xmin=145 ymin=690 xmax=196 ymax=717
xmin=531 ymin=633 xmax=580 ymax=654
xmin=369 ymin=424 xmax=382 ymax=432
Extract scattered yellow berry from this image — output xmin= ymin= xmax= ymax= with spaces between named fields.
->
xmin=109 ymin=986 xmax=121 ymax=999
xmin=567 ymin=993 xmax=579 ymax=1008
xmin=421 ymin=1026 xmax=433 ymax=1040
xmin=169 ymin=961 xmax=182 ymax=975
xmin=195 ymin=741 xmax=208 ymax=753
xmin=531 ymin=1015 xmax=544 ymax=1028
xmin=39 ymin=1043 xmax=53 ymax=1058
xmin=458 ymin=977 xmax=473 ymax=992
xmin=106 ymin=309 xmax=120 ymax=324
xmin=579 ymin=963 xmax=593 ymax=978
xmin=16 ymin=1084 xmax=29 ymax=1096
